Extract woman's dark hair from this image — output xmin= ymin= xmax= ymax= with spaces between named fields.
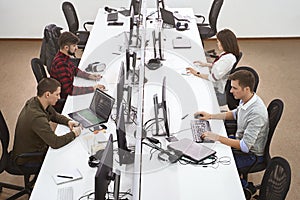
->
xmin=216 ymin=29 xmax=240 ymax=58
xmin=58 ymin=31 xmax=80 ymax=49
xmin=37 ymin=78 xmax=61 ymax=97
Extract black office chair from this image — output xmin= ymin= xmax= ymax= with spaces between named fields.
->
xmin=0 ymin=111 xmax=44 ymax=200
xmin=238 ymin=99 xmax=284 ymax=181
xmin=255 ymin=156 xmax=291 ymax=200
xmin=195 ymin=0 xmax=224 ymax=41
xmin=62 ymin=1 xmax=94 ymax=50
xmin=40 ymin=24 xmax=62 ymax=74
xmin=31 ymin=58 xmax=47 ymax=83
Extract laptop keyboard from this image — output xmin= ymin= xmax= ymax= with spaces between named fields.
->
xmin=190 ymin=119 xmax=213 ymax=143
xmin=57 ymin=186 xmax=73 ymax=200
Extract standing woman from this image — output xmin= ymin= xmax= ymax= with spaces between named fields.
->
xmin=186 ymin=29 xmax=240 ymax=106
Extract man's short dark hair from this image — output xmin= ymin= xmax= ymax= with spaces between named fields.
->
xmin=228 ymin=70 xmax=255 ymax=92
xmin=58 ymin=31 xmax=80 ymax=49
xmin=37 ymin=78 xmax=61 ymax=97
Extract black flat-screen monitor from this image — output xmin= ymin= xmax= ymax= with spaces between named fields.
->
xmin=117 ymin=60 xmax=133 ymax=124
xmin=116 ymin=61 xmax=125 ymax=119
xmin=153 ymin=76 xmax=169 ymax=137
xmin=161 ymin=77 xmax=169 ymax=137
xmin=125 ymin=49 xmax=137 ymax=80
xmin=116 ymin=104 xmax=135 ymax=165
xmin=131 ymin=0 xmax=142 ymax=15
xmin=95 ymin=134 xmax=114 ymax=200
xmin=156 ymin=0 xmax=165 ymax=19
xmin=152 ymin=30 xmax=163 ymax=60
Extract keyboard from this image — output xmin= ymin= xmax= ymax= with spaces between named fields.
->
xmin=57 ymin=186 xmax=73 ymax=200
xmin=190 ymin=119 xmax=212 ymax=143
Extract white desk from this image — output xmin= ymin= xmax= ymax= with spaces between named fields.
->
xmin=30 ymin=6 xmax=245 ymax=200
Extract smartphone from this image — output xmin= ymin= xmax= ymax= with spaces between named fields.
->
xmin=89 ymin=124 xmax=107 ymax=132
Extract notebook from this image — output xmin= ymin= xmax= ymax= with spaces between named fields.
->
xmin=52 ymin=168 xmax=83 ymax=185
xmin=167 ymin=138 xmax=216 ymax=162
xmin=172 ymin=37 xmax=191 ymax=49
xmin=68 ymin=89 xmax=115 ymax=128
xmin=160 ymin=8 xmax=175 ymax=27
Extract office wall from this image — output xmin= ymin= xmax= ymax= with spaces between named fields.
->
xmin=0 ymin=0 xmax=299 ymax=38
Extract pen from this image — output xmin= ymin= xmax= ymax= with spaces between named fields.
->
xmin=57 ymin=175 xmax=73 ymax=179
xmin=181 ymin=114 xmax=189 ymax=120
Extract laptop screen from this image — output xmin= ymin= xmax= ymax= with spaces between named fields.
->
xmin=89 ymin=89 xmax=115 ymax=122
xmin=160 ymin=8 xmax=175 ymax=27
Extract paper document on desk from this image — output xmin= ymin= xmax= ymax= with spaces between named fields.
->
xmin=172 ymin=37 xmax=191 ymax=49
xmin=52 ymin=168 xmax=83 ymax=185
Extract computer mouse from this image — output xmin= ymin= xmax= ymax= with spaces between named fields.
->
xmin=194 ymin=113 xmax=203 ymax=119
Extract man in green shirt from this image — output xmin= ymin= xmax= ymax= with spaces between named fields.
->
xmin=12 ymin=78 xmax=81 ymax=164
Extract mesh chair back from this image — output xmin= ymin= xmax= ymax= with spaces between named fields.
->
xmin=31 ymin=58 xmax=47 ymax=83
xmin=62 ymin=1 xmax=79 ymax=33
xmin=0 ymin=110 xmax=10 ymax=173
xmin=264 ymin=99 xmax=284 ymax=163
xmin=258 ymin=157 xmax=291 ymax=200
xmin=208 ymin=0 xmax=224 ymax=34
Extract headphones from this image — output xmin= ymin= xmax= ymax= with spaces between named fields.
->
xmin=85 ymin=62 xmax=106 ymax=73
xmin=88 ymin=155 xmax=101 ymax=168
xmin=175 ymin=21 xmax=189 ymax=31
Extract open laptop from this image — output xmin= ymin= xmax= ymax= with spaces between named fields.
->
xmin=160 ymin=8 xmax=175 ymax=27
xmin=68 ymin=89 xmax=115 ymax=128
xmin=167 ymin=138 xmax=216 ymax=162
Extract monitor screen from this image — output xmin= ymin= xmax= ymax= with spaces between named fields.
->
xmin=161 ymin=77 xmax=170 ymax=137
xmin=116 ymin=104 xmax=134 ymax=165
xmin=95 ymin=134 xmax=114 ymax=200
xmin=152 ymin=76 xmax=169 ymax=137
xmin=131 ymin=0 xmax=141 ymax=15
xmin=116 ymin=61 xmax=125 ymax=119
xmin=152 ymin=30 xmax=157 ymax=59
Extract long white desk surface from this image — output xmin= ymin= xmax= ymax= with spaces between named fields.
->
xmin=29 ymin=7 xmax=245 ymax=200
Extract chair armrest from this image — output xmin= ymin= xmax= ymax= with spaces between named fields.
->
xmin=75 ymin=31 xmax=90 ymax=43
xmin=83 ymin=21 xmax=94 ymax=31
xmin=14 ymin=152 xmax=45 ymax=167
xmin=195 ymin=14 xmax=205 ymax=24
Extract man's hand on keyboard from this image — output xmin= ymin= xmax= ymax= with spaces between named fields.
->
xmin=202 ymin=131 xmax=220 ymax=141
xmin=194 ymin=111 xmax=211 ymax=120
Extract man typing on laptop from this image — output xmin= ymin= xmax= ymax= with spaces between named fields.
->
xmin=12 ymin=78 xmax=82 ymax=165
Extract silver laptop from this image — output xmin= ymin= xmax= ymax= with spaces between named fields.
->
xmin=68 ymin=89 xmax=115 ymax=128
xmin=167 ymin=138 xmax=216 ymax=162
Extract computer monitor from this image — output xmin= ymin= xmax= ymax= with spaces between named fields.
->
xmin=94 ymin=134 xmax=114 ymax=200
xmin=161 ymin=77 xmax=170 ymax=137
xmin=116 ymin=104 xmax=135 ymax=165
xmin=131 ymin=0 xmax=142 ymax=15
xmin=128 ymin=14 xmax=141 ymax=47
xmin=156 ymin=0 xmax=165 ymax=19
xmin=118 ymin=60 xmax=133 ymax=123
xmin=116 ymin=61 xmax=125 ymax=120
xmin=125 ymin=49 xmax=137 ymax=80
xmin=153 ymin=76 xmax=169 ymax=137
xmin=152 ymin=30 xmax=164 ymax=60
